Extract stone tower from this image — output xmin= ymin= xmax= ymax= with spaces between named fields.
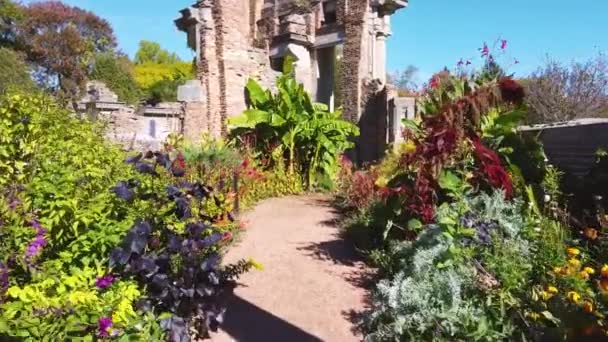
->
xmin=176 ymin=0 xmax=407 ymax=162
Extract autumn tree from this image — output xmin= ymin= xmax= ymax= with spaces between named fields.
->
xmin=16 ymin=1 xmax=116 ymax=105
xmin=525 ymin=55 xmax=608 ymax=124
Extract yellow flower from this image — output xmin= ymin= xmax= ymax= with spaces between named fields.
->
xmin=553 ymin=266 xmax=563 ymax=274
xmin=601 ymin=265 xmax=608 ymax=278
xmin=567 ymin=291 xmax=581 ymax=303
xmin=584 ymin=267 xmax=596 ymax=275
xmin=569 ymin=258 xmax=581 ymax=268
xmin=567 ymin=247 xmax=581 ymax=257
xmin=540 ymin=291 xmax=553 ymax=301
xmin=527 ymin=312 xmax=541 ymax=321
xmin=579 ymin=271 xmax=591 ymax=280
xmin=547 ymin=286 xmax=559 ymax=294
xmin=599 ymin=278 xmax=608 ymax=292
xmin=583 ymin=301 xmax=594 ymax=313
xmin=402 ymin=141 xmax=417 ymax=154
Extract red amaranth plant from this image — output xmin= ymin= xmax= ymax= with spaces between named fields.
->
xmin=389 ymin=74 xmax=524 ymax=226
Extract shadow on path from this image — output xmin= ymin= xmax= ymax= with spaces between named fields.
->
xmin=221 ymin=295 xmax=323 ymax=342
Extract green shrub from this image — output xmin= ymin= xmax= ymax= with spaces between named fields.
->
xmin=90 ymin=52 xmax=142 ymax=104
xmin=0 ymin=47 xmax=34 ymax=94
xmin=228 ymin=58 xmax=359 ymax=189
xmin=0 ymin=93 xmax=254 ymax=340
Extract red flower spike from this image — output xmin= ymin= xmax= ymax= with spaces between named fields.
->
xmin=498 ymin=77 xmax=525 ymax=105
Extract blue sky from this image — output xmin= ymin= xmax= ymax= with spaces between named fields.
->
xmin=24 ymin=0 xmax=607 ymax=84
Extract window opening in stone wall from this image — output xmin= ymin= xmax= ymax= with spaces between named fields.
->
xmin=333 ymin=44 xmax=343 ymax=110
xmin=316 ymin=45 xmax=342 ymax=112
xmin=322 ymin=0 xmax=337 ymax=25
xmin=270 ymin=57 xmax=285 ymax=72
xmin=149 ymin=119 xmax=156 ymax=138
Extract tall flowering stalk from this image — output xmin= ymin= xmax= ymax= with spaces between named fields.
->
xmin=24 ymin=219 xmax=48 ymax=264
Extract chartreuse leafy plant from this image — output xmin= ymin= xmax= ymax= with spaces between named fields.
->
xmin=228 ymin=57 xmax=359 ymax=189
xmin=0 ymin=92 xmax=256 ymax=341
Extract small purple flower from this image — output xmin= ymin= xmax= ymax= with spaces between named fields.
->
xmin=0 ymin=262 xmax=8 ymax=300
xmin=95 ymin=275 xmax=115 ymax=289
xmin=98 ymin=316 xmax=112 ymax=337
xmin=24 ymin=221 xmax=48 ymax=263
xmin=480 ymin=43 xmax=490 ymax=57
xmin=31 ymin=219 xmax=42 ymax=230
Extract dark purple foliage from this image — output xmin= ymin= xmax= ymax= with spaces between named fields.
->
xmin=112 ymin=181 xmax=135 ymax=201
xmin=154 ymin=152 xmax=172 ymax=169
xmin=135 ymin=162 xmax=158 ymax=176
xmin=459 ymin=213 xmax=499 ymax=246
xmin=108 ymin=152 xmax=244 ymax=340
xmin=174 ymin=197 xmax=191 ymax=219
xmin=125 ymin=153 xmax=143 ymax=164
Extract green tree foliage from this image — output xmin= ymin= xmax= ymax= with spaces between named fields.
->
xmin=387 ymin=65 xmax=419 ymax=95
xmin=0 ymin=0 xmax=22 ymax=48
xmin=15 ymin=1 xmax=116 ymax=104
xmin=90 ymin=52 xmax=141 ymax=104
xmin=132 ymin=40 xmax=194 ymax=103
xmin=228 ymin=58 xmax=359 ymax=189
xmin=134 ymin=40 xmax=181 ymax=65
xmin=0 ymin=47 xmax=35 ymax=94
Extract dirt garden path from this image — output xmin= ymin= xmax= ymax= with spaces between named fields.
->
xmin=213 ymin=195 xmax=372 ymax=342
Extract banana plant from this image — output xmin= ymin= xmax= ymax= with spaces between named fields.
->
xmin=228 ymin=58 xmax=359 ymax=188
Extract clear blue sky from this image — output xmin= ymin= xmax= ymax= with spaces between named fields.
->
xmin=24 ymin=0 xmax=608 ymax=84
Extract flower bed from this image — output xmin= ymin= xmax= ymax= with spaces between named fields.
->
xmin=0 ymin=93 xmax=265 ymax=340
xmin=338 ymin=54 xmax=608 ymax=340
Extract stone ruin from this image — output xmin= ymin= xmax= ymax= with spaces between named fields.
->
xmin=79 ymin=0 xmax=417 ymax=160
xmin=78 ymin=81 xmax=183 ymax=151
xmin=176 ymin=0 xmax=416 ymax=162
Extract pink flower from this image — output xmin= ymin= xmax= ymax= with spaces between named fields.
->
xmin=500 ymin=39 xmax=508 ymax=50
xmin=481 ymin=43 xmax=490 ymax=57
xmin=429 ymin=75 xmax=440 ymax=89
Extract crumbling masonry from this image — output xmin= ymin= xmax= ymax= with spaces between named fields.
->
xmin=176 ymin=0 xmax=411 ymax=162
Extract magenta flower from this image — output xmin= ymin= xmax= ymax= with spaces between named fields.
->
xmin=95 ymin=275 xmax=115 ymax=289
xmin=514 ymin=59 xmax=520 ymax=65
xmin=500 ymin=39 xmax=508 ymax=50
xmin=98 ymin=317 xmax=112 ymax=337
xmin=481 ymin=43 xmax=490 ymax=57
xmin=466 ymin=60 xmax=472 ymax=66
xmin=457 ymin=58 xmax=464 ymax=67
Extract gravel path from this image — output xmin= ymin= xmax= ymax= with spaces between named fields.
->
xmin=213 ymin=195 xmax=371 ymax=342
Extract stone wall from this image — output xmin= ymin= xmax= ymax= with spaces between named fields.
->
xmin=184 ymin=0 xmax=277 ymax=139
xmin=79 ymin=82 xmax=184 ymax=151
